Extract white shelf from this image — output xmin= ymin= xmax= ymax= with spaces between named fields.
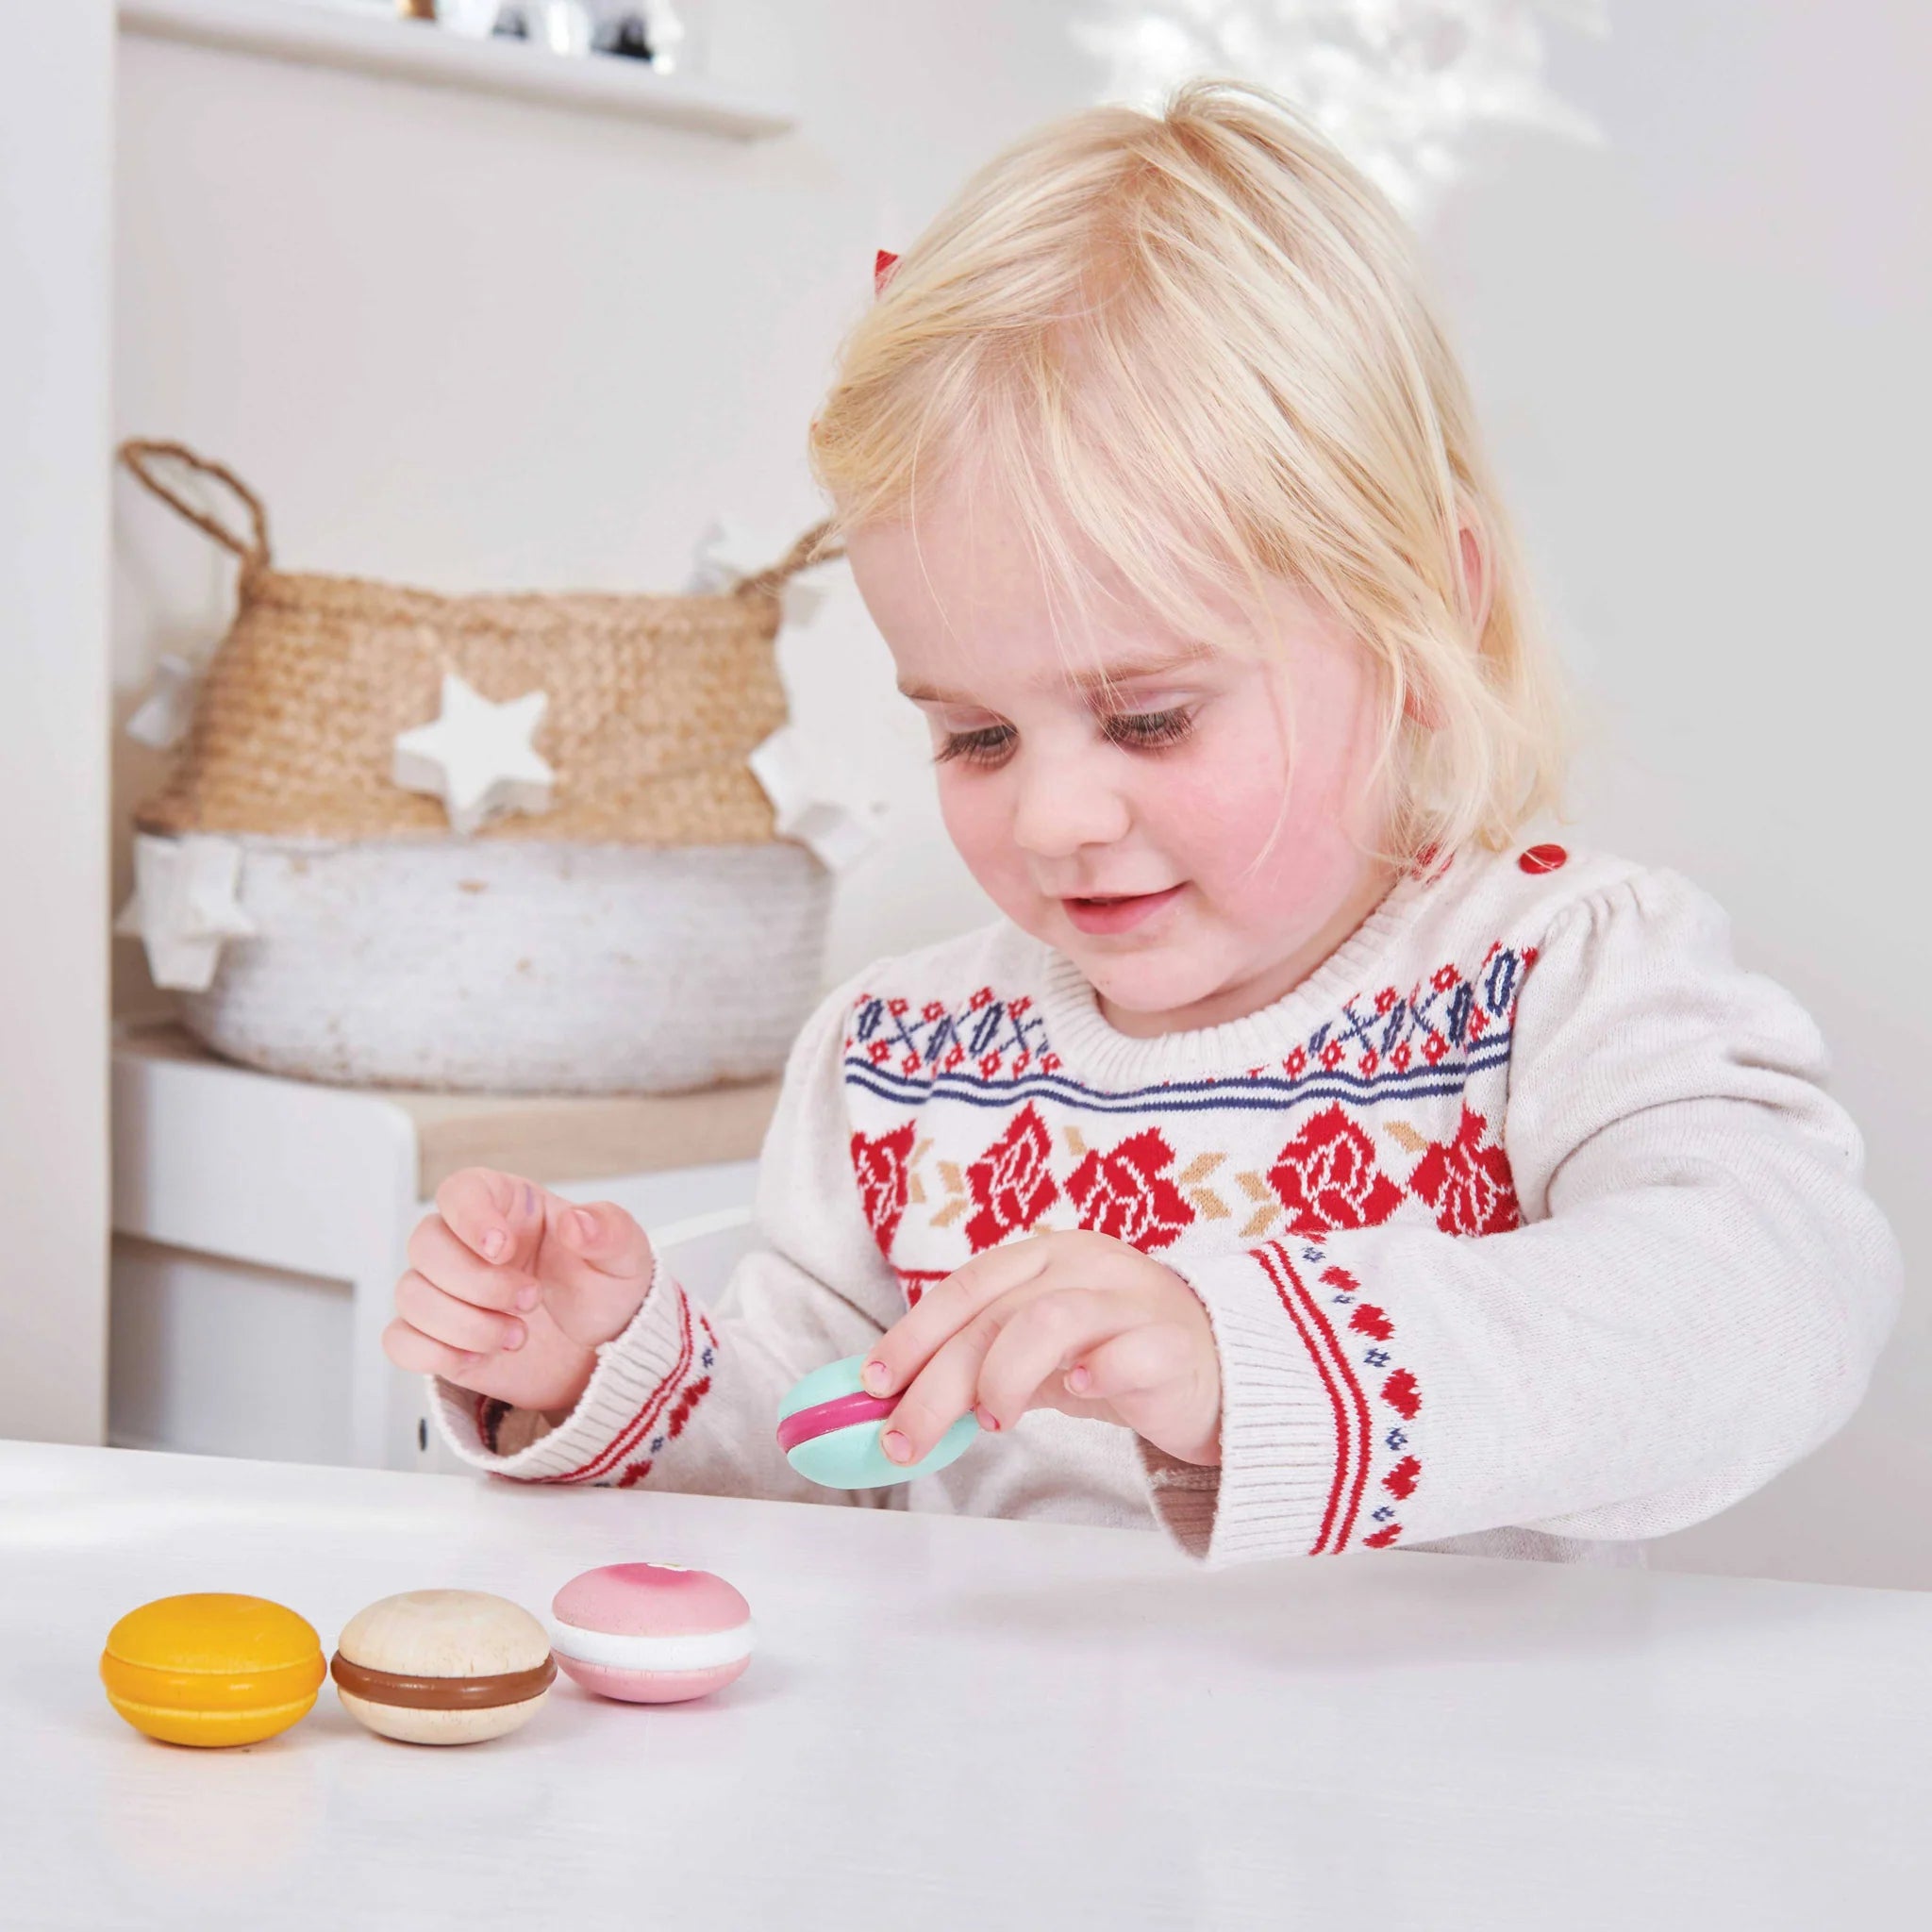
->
xmin=119 ymin=0 xmax=797 ymax=141
xmin=109 ymin=1021 xmax=769 ymax=1470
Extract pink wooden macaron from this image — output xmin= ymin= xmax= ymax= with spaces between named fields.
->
xmin=549 ymin=1563 xmax=755 ymax=1704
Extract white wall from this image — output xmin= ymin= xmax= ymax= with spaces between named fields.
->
xmin=0 ymin=0 xmax=114 ymax=1442
xmin=115 ymin=5 xmax=1926 ymax=1585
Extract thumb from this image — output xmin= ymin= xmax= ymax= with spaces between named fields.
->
xmin=536 ymin=1195 xmax=655 ymax=1305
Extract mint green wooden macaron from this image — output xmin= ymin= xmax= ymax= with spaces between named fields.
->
xmin=775 ymin=1357 xmax=980 ymax=1489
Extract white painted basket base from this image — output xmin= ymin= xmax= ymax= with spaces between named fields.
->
xmin=178 ymin=838 xmax=831 ymax=1093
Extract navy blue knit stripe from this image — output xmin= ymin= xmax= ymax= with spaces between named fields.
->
xmin=842 ymin=1037 xmax=1512 ymax=1114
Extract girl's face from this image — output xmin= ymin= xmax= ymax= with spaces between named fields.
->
xmin=845 ymin=487 xmax=1397 ymax=1036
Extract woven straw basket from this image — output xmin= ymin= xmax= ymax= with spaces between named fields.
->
xmin=121 ymin=440 xmax=843 ymax=1094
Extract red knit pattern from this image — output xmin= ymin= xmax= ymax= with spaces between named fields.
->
xmin=1266 ymin=1107 xmax=1406 ymax=1235
xmin=965 ymin=1104 xmax=1060 ymax=1252
xmin=1407 ymin=1106 xmax=1521 ymax=1236
xmin=851 ymin=1121 xmax=917 ymax=1255
xmin=1245 ymin=1241 xmax=1424 ymax=1553
xmin=1067 ymin=1127 xmax=1194 ymax=1252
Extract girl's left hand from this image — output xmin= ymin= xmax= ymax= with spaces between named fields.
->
xmin=861 ymin=1230 xmax=1222 ymax=1469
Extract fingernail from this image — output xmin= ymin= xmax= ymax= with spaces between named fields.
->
xmin=974 ymin=1406 xmax=1000 ymax=1432
xmin=480 ymin=1228 xmax=508 ymax=1262
xmin=573 ymin=1208 xmax=598 ymax=1244
xmin=523 ymin=1184 xmax=537 ymax=1217
xmin=1066 ymin=1365 xmax=1092 ymax=1394
xmin=861 ymin=1359 xmax=891 ymax=1395
xmin=514 ymin=1285 xmax=539 ymax=1311
xmin=881 ymin=1429 xmax=911 ymax=1464
xmin=503 ymin=1321 xmax=525 ymax=1352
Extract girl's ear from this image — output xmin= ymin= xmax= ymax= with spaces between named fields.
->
xmin=1404 ymin=522 xmax=1488 ymax=731
xmin=1459 ymin=520 xmax=1494 ymax=640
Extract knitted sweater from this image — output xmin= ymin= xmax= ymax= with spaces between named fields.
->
xmin=433 ymin=844 xmax=1901 ymax=1567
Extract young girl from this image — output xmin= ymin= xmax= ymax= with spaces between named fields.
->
xmin=385 ymin=81 xmax=1898 ymax=1565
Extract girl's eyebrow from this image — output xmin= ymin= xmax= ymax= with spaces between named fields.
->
xmin=897 ymin=643 xmax=1211 ymax=706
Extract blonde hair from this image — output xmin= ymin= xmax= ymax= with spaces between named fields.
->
xmin=808 ymin=78 xmax=1567 ymax=861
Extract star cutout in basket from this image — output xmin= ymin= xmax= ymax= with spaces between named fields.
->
xmin=125 ymin=654 xmax=202 ymax=751
xmin=391 ymin=673 xmax=555 ymax=837
xmin=115 ymin=833 xmax=258 ymax=991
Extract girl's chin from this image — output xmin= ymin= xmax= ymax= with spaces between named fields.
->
xmin=1071 ymin=949 xmax=1234 ymax=1035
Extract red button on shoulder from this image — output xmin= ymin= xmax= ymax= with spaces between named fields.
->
xmin=1518 ymin=842 xmax=1568 ymax=874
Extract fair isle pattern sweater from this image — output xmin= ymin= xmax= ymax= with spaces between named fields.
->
xmin=434 ymin=846 xmax=1901 ymax=1568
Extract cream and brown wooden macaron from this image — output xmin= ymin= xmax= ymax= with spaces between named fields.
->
xmin=330 ymin=1590 xmax=555 ymax=1745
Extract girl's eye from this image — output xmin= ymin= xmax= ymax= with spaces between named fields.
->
xmin=1103 ymin=707 xmax=1196 ymax=751
xmin=934 ymin=724 xmax=1017 ymax=768
xmin=933 ymin=707 xmax=1196 ymax=768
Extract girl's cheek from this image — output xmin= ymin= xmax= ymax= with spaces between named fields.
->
xmin=1160 ymin=717 xmax=1357 ymax=912
xmin=936 ymin=774 xmax=1020 ymax=891
xmin=1150 ymin=719 xmax=1291 ymax=862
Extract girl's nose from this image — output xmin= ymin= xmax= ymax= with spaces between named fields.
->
xmin=1009 ymin=746 xmax=1131 ymax=858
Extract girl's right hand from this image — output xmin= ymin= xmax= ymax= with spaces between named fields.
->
xmin=382 ymin=1169 xmax=657 ymax=1422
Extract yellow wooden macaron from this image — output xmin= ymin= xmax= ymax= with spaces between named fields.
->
xmin=101 ymin=1593 xmax=326 ymax=1748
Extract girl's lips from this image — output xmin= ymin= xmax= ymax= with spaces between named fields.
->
xmin=1060 ymin=883 xmax=1187 ymax=936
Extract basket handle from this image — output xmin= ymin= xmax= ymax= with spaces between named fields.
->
xmin=118 ymin=439 xmax=273 ymax=571
xmin=734 ymin=519 xmax=844 ymax=601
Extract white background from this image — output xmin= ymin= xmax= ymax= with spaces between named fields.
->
xmin=108 ymin=4 xmax=1927 ymax=1585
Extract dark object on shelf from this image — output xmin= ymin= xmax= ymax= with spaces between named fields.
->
xmin=597 ymin=12 xmax=655 ymax=61
xmin=492 ymin=5 xmax=531 ymax=37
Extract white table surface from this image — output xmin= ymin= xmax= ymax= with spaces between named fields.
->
xmin=5 ymin=1443 xmax=1929 ymax=1932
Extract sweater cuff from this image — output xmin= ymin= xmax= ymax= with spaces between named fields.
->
xmin=1149 ymin=1238 xmax=1407 ymax=1564
xmin=430 ymin=1257 xmax=713 ymax=1487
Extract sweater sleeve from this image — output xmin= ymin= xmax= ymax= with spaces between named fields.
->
xmin=430 ymin=969 xmax=909 ymax=1500
xmin=1143 ymin=868 xmax=1902 ymax=1565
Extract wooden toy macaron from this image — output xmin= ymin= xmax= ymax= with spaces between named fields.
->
xmin=550 ymin=1563 xmax=754 ymax=1704
xmin=776 ymin=1355 xmax=979 ymax=1489
xmin=101 ymin=1593 xmax=325 ymax=1748
xmin=330 ymin=1590 xmax=555 ymax=1745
